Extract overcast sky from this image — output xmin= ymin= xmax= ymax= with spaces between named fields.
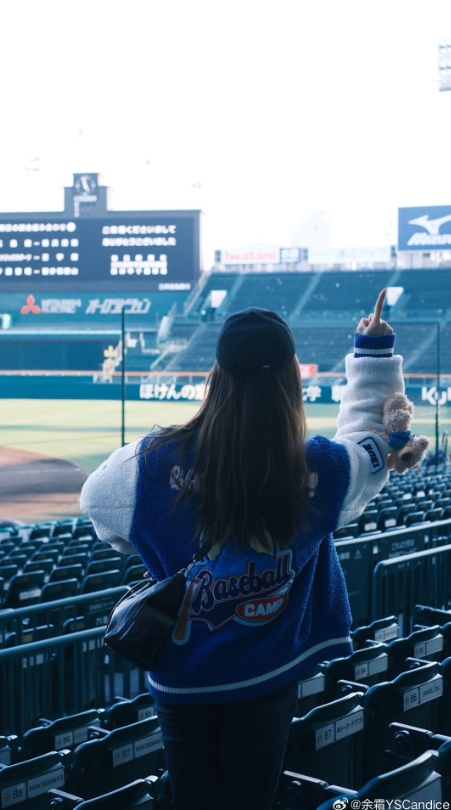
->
xmin=0 ymin=0 xmax=450 ymax=264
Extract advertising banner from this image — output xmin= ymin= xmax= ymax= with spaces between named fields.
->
xmin=220 ymin=245 xmax=280 ymax=265
xmin=0 ymin=376 xmax=450 ymax=408
xmin=309 ymin=247 xmax=391 ymax=264
xmin=398 ymin=206 xmax=451 ymax=251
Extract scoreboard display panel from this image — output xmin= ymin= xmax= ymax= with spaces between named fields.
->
xmin=0 ymin=209 xmax=201 ymax=291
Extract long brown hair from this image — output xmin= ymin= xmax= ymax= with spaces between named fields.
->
xmin=148 ymin=357 xmax=310 ymax=552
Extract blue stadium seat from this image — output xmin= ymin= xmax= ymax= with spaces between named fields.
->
xmin=31 ymin=549 xmax=60 ymax=564
xmin=104 ymin=694 xmax=156 ymax=730
xmin=48 ymin=779 xmax=156 ymax=809
xmin=65 ymin=717 xmax=164 ymax=799
xmin=333 ymin=524 xmax=359 ymax=539
xmin=351 ymin=616 xmax=398 ymax=649
xmin=3 ymin=572 xmax=45 ymax=608
xmin=357 ymin=510 xmax=379 ymax=534
xmin=396 ymin=502 xmax=415 ymax=526
xmin=90 ymin=550 xmax=122 ymax=563
xmin=59 ymin=552 xmax=89 ymax=568
xmin=81 ymin=571 xmax=121 ymax=592
xmin=387 ymin=626 xmax=444 ymax=677
xmin=360 ymin=660 xmax=444 ymax=782
xmin=121 ymin=564 xmax=147 ymax=585
xmin=405 ymin=511 xmax=426 ymax=527
xmin=19 ymin=709 xmax=105 ymax=759
xmin=277 ymin=752 xmax=442 ymax=810
xmin=39 ymin=578 xmax=79 ymax=602
xmin=377 ymin=507 xmax=398 ymax=531
xmin=284 ymin=691 xmax=366 ymax=789
xmin=85 ymin=559 xmax=122 ymax=577
xmin=49 ymin=564 xmax=84 ymax=583
xmin=0 ymin=750 xmax=69 ymax=809
xmin=324 ymin=643 xmax=389 ymax=699
xmin=23 ymin=559 xmax=54 ymax=577
xmin=315 ymin=752 xmax=441 ymax=810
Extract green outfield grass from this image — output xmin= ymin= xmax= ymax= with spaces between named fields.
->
xmin=0 ymin=398 xmax=448 ymax=474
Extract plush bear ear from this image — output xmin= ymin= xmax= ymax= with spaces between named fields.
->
xmin=399 ymin=447 xmax=413 ymax=462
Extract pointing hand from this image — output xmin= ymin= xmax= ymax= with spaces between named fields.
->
xmin=356 ymin=289 xmax=393 ymax=336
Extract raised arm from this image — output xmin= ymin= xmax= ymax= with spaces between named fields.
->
xmin=333 ymin=289 xmax=404 ymax=526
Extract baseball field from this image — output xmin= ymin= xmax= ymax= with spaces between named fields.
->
xmin=0 ymin=397 xmax=449 ymax=523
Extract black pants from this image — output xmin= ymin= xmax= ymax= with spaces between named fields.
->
xmin=154 ymin=679 xmax=298 ymax=810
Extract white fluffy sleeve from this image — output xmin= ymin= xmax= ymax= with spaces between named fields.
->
xmin=79 ymin=438 xmax=142 ymax=554
xmin=333 ymin=354 xmax=405 ymax=527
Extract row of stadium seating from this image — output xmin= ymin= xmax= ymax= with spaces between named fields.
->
xmin=163 ymin=319 xmax=451 ymax=372
xmin=0 ymin=465 xmax=449 ymax=632
xmin=2 ymin=609 xmax=451 ymax=807
xmin=155 ymin=267 xmax=451 ymax=372
xmin=348 ymin=466 xmax=451 ymax=532
xmin=190 ymin=269 xmax=451 ymax=321
xmin=1 ymin=466 xmax=451 ymax=805
xmin=0 ymin=534 xmax=145 ymax=608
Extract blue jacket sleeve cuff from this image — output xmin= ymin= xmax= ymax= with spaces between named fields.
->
xmin=354 ymin=333 xmax=395 ymax=357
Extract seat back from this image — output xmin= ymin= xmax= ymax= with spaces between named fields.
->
xmin=39 ymin=579 xmax=80 ymax=603
xmin=362 ymin=661 xmax=444 ymax=783
xmin=81 ymin=571 xmax=121 ymax=593
xmin=31 ymin=549 xmax=59 ymax=564
xmin=85 ymin=559 xmax=122 ymax=577
xmin=23 ymin=559 xmax=54 ymax=576
xmin=104 ymin=694 xmax=156 ymax=730
xmin=19 ymin=709 xmax=104 ymax=759
xmin=3 ymin=572 xmax=45 ymax=608
xmin=284 ymin=691 xmax=366 ymax=790
xmin=72 ymin=525 xmax=96 ymax=540
xmin=49 ymin=564 xmax=84 ymax=583
xmin=66 ymin=717 xmax=164 ymax=799
xmin=397 ymin=504 xmax=417 ymax=524
xmin=334 ymin=524 xmax=359 ymax=539
xmin=358 ymin=510 xmax=379 ymax=534
xmin=121 ymin=565 xmax=147 ymax=585
xmin=351 ymin=616 xmax=398 ymax=649
xmin=357 ymin=750 xmax=441 ymax=802
xmin=0 ymin=751 xmax=67 ymax=809
xmin=405 ymin=512 xmax=425 ymax=527
xmin=325 ymin=643 xmax=389 ymax=698
xmin=59 ymin=552 xmax=89 ymax=568
xmin=387 ymin=626 xmax=444 ymax=678
xmin=315 ymin=752 xmax=441 ymax=810
xmin=378 ymin=508 xmax=398 ymax=531
xmin=90 ymin=550 xmax=122 ymax=563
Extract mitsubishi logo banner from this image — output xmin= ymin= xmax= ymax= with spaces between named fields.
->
xmin=398 ymin=206 xmax=451 ymax=251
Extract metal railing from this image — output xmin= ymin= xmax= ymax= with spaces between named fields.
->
xmin=0 ymin=587 xmax=129 ymax=643
xmin=372 ymin=545 xmax=451 ymax=634
xmin=0 ymin=627 xmax=147 ymax=737
xmin=336 ymin=518 xmax=451 ymax=629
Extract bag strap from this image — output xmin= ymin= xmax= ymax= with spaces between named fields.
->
xmin=183 ymin=537 xmax=212 ymax=575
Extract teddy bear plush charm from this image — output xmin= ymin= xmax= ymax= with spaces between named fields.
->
xmin=374 ymin=394 xmax=429 ymax=474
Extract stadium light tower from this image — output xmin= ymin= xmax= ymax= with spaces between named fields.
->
xmin=439 ymin=40 xmax=451 ymax=91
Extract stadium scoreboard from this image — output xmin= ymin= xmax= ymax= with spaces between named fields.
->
xmin=0 ymin=174 xmax=201 ymax=291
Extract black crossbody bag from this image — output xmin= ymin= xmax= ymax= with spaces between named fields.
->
xmin=103 ymin=541 xmax=210 ymax=670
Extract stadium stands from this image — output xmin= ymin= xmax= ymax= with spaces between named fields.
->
xmin=4 ymin=266 xmax=451 ymax=379
xmin=2 ymin=462 xmax=451 ymax=805
xmin=144 ymin=267 xmax=451 ymax=374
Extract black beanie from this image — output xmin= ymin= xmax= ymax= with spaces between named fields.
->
xmin=216 ymin=308 xmax=296 ymax=375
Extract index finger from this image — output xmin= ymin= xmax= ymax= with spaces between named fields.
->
xmin=373 ymin=289 xmax=387 ymax=322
